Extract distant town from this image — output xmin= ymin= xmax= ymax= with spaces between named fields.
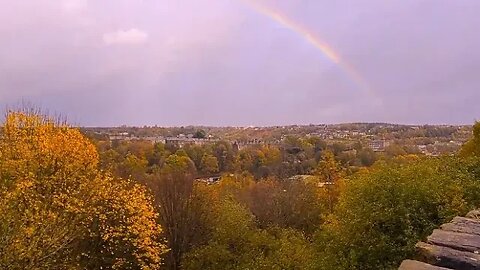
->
xmin=84 ymin=123 xmax=472 ymax=157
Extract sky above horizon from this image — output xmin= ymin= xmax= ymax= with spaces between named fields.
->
xmin=1 ymin=0 xmax=479 ymax=126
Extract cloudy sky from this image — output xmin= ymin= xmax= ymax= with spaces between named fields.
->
xmin=1 ymin=0 xmax=479 ymax=126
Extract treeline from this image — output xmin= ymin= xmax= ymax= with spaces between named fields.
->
xmin=87 ymin=123 xmax=468 ymax=142
xmin=2 ymin=110 xmax=480 ymax=269
xmin=92 ymin=134 xmax=423 ymax=182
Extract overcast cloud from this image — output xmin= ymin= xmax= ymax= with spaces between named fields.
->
xmin=0 ymin=0 xmax=479 ymax=126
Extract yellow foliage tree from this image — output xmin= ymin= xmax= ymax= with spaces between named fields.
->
xmin=0 ymin=110 xmax=167 ymax=269
xmin=314 ymin=151 xmax=345 ymax=213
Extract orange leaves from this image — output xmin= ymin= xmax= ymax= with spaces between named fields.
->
xmin=0 ymin=111 xmax=99 ymax=184
xmin=84 ymin=175 xmax=166 ymax=268
xmin=0 ymin=110 xmax=167 ymax=269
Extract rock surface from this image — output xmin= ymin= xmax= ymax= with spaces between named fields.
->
xmin=399 ymin=260 xmax=451 ymax=270
xmin=399 ymin=210 xmax=480 ymax=270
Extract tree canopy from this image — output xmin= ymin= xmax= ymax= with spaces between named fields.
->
xmin=0 ymin=110 xmax=167 ymax=269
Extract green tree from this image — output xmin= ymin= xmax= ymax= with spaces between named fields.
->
xmin=200 ymin=153 xmax=219 ymax=175
xmin=316 ymin=157 xmax=480 ymax=270
xmin=193 ymin=130 xmax=207 ymax=139
xmin=183 ymin=199 xmax=315 ymax=270
xmin=460 ymin=121 xmax=480 ymax=157
xmin=117 ymin=153 xmax=148 ymax=180
xmin=358 ymin=148 xmax=377 ymax=166
xmin=384 ymin=144 xmax=407 ymax=157
xmin=244 ymin=179 xmax=324 ymax=236
xmin=184 ymin=144 xmax=207 ymax=171
xmin=164 ymin=154 xmax=196 ymax=174
xmin=150 ymin=142 xmax=171 ymax=168
xmin=213 ymin=141 xmax=236 ymax=172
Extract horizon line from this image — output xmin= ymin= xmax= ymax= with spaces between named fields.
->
xmin=81 ymin=122 xmax=473 ymax=129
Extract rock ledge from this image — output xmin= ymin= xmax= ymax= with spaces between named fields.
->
xmin=399 ymin=210 xmax=480 ymax=270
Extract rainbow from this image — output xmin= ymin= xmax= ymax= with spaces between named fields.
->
xmin=242 ymin=0 xmax=379 ymax=102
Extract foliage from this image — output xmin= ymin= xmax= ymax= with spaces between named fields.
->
xmin=79 ymin=176 xmax=166 ymax=269
xmin=315 ymin=157 xmax=480 ymax=270
xmin=0 ymin=110 xmax=167 ymax=269
xmin=164 ymin=154 xmax=196 ymax=174
xmin=147 ymin=172 xmax=212 ymax=269
xmin=193 ymin=130 xmax=207 ymax=139
xmin=183 ymin=199 xmax=315 ymax=270
xmin=200 ymin=154 xmax=219 ymax=175
xmin=5 ymin=110 xmax=476 ymax=270
xmin=314 ymin=151 xmax=345 ymax=213
xmin=460 ymin=121 xmax=480 ymax=157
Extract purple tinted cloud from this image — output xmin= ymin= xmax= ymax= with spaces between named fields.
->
xmin=0 ymin=0 xmax=479 ymax=126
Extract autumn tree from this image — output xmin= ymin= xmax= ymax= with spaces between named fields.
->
xmin=314 ymin=150 xmax=345 ymax=213
xmin=183 ymin=144 xmax=207 ymax=171
xmin=147 ymin=164 xmax=211 ymax=269
xmin=0 ymin=110 xmax=167 ymax=269
xmin=200 ymin=153 xmax=219 ymax=175
xmin=236 ymin=148 xmax=256 ymax=173
xmin=212 ymin=141 xmax=236 ymax=172
xmin=244 ymin=179 xmax=324 ymax=236
xmin=460 ymin=121 xmax=480 ymax=157
xmin=164 ymin=153 xmax=196 ymax=174
xmin=357 ymin=148 xmax=377 ymax=166
xmin=117 ymin=153 xmax=148 ymax=180
xmin=384 ymin=143 xmax=408 ymax=157
xmin=183 ymin=199 xmax=315 ymax=270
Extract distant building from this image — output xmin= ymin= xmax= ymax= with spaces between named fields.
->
xmin=143 ymin=136 xmax=166 ymax=144
xmin=109 ymin=133 xmax=135 ymax=141
xmin=235 ymin=139 xmax=281 ymax=150
xmin=195 ymin=176 xmax=221 ymax=185
xmin=368 ymin=140 xmax=389 ymax=152
xmin=288 ymin=175 xmax=318 ymax=182
xmin=318 ymin=182 xmax=334 ymax=188
xmin=165 ymin=137 xmax=219 ymax=148
xmin=417 ymin=145 xmax=428 ymax=154
xmin=109 ymin=134 xmax=165 ymax=144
